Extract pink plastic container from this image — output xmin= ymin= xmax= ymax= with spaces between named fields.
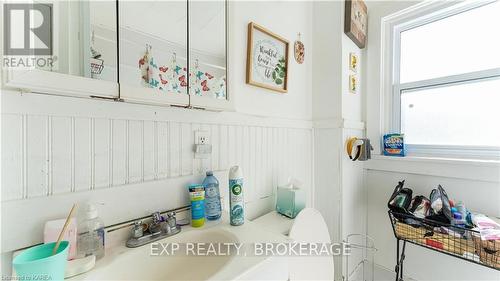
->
xmin=44 ymin=218 xmax=77 ymax=260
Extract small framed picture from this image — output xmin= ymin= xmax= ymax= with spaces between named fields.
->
xmin=349 ymin=74 xmax=358 ymax=94
xmin=349 ymin=52 xmax=358 ymax=73
xmin=246 ymin=22 xmax=289 ymax=93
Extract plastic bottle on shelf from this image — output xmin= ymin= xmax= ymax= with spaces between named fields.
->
xmin=452 ymin=212 xmax=466 ymax=228
xmin=455 ymin=201 xmax=467 ymax=218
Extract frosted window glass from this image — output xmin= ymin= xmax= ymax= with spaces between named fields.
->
xmin=400 ymin=1 xmax=500 ymax=83
xmin=400 ymin=78 xmax=500 ymax=147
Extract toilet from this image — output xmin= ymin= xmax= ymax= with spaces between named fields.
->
xmin=252 ymin=208 xmax=335 ymax=280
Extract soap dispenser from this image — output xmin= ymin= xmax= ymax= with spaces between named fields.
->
xmin=77 ymin=203 xmax=105 ymax=260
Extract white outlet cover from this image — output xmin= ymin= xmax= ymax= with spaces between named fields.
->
xmin=195 ymin=131 xmax=210 ymax=145
xmin=194 ymin=145 xmax=212 ymax=159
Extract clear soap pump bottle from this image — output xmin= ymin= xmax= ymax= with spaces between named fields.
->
xmin=77 ymin=203 xmax=105 ymax=260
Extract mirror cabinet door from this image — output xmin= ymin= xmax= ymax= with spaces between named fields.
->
xmin=82 ymin=0 xmax=118 ymax=82
xmin=118 ymin=0 xmax=189 ymax=106
xmin=5 ymin=0 xmax=118 ymax=97
xmin=188 ymin=0 xmax=228 ymax=109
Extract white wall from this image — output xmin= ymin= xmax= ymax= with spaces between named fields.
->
xmin=0 ymin=1 xmax=314 ymax=274
xmin=364 ymin=1 xmax=500 ymax=280
xmin=311 ymin=1 xmax=367 ymax=280
xmin=312 ymin=0 xmax=342 ymax=121
xmin=231 ymin=1 xmax=313 ymax=120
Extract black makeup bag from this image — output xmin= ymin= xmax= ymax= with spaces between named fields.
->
xmin=426 ymin=184 xmax=453 ymax=225
xmin=388 ymin=180 xmax=413 ymax=219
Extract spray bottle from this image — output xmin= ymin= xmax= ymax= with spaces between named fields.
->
xmin=229 ymin=166 xmax=244 ymax=226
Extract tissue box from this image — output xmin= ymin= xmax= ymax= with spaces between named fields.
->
xmin=276 ymin=186 xmax=305 ymax=218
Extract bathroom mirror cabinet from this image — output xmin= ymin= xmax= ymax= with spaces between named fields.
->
xmin=3 ymin=0 xmax=230 ymax=111
xmin=3 ymin=0 xmax=119 ymax=98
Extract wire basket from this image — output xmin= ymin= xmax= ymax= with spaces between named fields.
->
xmin=388 ymin=210 xmax=499 ymax=270
xmin=472 ymin=235 xmax=500 ymax=268
xmin=90 ymin=58 xmax=104 ymax=75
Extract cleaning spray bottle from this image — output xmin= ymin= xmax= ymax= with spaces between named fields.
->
xmin=229 ymin=166 xmax=244 ymax=226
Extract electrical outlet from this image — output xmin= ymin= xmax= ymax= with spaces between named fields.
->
xmin=195 ymin=131 xmax=209 ymax=145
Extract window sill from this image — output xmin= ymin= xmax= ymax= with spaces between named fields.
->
xmin=365 ymin=154 xmax=500 ymax=183
xmin=371 ymin=154 xmax=500 ymax=166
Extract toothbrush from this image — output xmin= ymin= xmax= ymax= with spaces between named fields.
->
xmin=52 ymin=204 xmax=77 ymax=255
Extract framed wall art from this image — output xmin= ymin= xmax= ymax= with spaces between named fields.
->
xmin=349 ymin=52 xmax=358 ymax=72
xmin=246 ymin=22 xmax=289 ymax=93
xmin=349 ymin=74 xmax=358 ymax=94
xmin=344 ymin=0 xmax=368 ymax=49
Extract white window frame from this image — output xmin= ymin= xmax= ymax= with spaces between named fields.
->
xmin=383 ymin=0 xmax=500 ymax=159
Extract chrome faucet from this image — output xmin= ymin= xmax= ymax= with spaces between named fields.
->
xmin=126 ymin=211 xmax=181 ymax=248
xmin=131 ymin=220 xmax=144 ymax=239
xmin=149 ymin=212 xmax=163 ymax=234
xmin=164 ymin=212 xmax=177 ymax=234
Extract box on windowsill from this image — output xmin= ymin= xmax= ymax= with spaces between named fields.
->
xmin=383 ymin=133 xmax=406 ymax=157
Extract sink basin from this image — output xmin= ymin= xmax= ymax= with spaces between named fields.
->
xmin=70 ymin=215 xmax=290 ymax=281
xmin=82 ymin=228 xmax=238 ymax=280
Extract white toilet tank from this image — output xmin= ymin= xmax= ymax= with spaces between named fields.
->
xmin=252 ymin=208 xmax=335 ymax=280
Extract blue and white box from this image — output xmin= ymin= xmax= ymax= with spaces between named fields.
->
xmin=383 ymin=133 xmax=406 ymax=157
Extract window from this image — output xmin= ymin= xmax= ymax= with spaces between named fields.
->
xmin=392 ymin=1 xmax=500 ymax=158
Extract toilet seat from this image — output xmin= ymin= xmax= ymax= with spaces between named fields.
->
xmin=289 ymin=208 xmax=331 ymax=243
xmin=252 ymin=208 xmax=335 ymax=280
xmin=251 ymin=211 xmax=294 ymax=236
xmin=288 ymin=208 xmax=335 ymax=281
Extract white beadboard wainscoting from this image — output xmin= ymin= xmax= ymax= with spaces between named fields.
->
xmin=1 ymin=115 xmax=311 ymax=200
xmin=1 ymin=91 xmax=313 ymax=253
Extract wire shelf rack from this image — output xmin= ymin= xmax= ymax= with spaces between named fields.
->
xmin=388 ymin=210 xmax=499 ymax=280
xmin=345 ymin=233 xmax=377 ymax=281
